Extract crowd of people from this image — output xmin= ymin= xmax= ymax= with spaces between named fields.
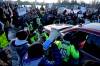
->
xmin=0 ymin=2 xmax=100 ymax=66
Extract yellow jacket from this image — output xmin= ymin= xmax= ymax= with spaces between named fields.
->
xmin=0 ymin=32 xmax=9 ymax=48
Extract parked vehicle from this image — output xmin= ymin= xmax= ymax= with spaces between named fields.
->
xmin=44 ymin=23 xmax=100 ymax=64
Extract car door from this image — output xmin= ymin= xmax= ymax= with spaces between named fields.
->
xmin=80 ymin=33 xmax=100 ymax=63
xmin=63 ymin=30 xmax=100 ymax=64
xmin=63 ymin=30 xmax=87 ymax=49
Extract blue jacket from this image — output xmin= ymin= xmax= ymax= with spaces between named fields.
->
xmin=23 ymin=44 xmax=62 ymax=66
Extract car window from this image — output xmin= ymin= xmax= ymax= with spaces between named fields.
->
xmin=63 ymin=31 xmax=87 ymax=48
xmin=87 ymin=34 xmax=100 ymax=47
xmin=83 ymin=34 xmax=100 ymax=59
xmin=64 ymin=31 xmax=87 ymax=42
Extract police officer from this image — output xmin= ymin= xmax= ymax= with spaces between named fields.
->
xmin=29 ymin=25 xmax=49 ymax=44
xmin=55 ymin=38 xmax=79 ymax=65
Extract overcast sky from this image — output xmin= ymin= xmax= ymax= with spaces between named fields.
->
xmin=9 ymin=0 xmax=100 ymax=3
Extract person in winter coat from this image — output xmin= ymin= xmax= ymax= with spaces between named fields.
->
xmin=10 ymin=30 xmax=29 ymax=66
xmin=23 ymin=42 xmax=62 ymax=66
xmin=23 ymin=28 xmax=62 ymax=66
xmin=23 ymin=43 xmax=43 ymax=66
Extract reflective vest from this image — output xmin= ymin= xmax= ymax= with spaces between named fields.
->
xmin=0 ymin=32 xmax=9 ymax=48
xmin=26 ymin=22 xmax=33 ymax=31
xmin=30 ymin=32 xmax=39 ymax=43
xmin=42 ymin=32 xmax=49 ymax=40
xmin=55 ymin=41 xmax=79 ymax=62
xmin=30 ymin=32 xmax=49 ymax=43
xmin=36 ymin=17 xmax=42 ymax=26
